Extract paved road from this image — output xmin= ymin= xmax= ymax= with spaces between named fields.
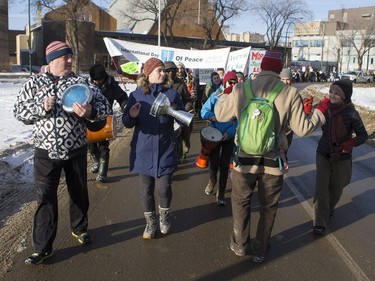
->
xmin=2 ymin=116 xmax=375 ymax=281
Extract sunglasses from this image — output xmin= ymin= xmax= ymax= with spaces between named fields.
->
xmin=228 ymin=81 xmax=237 ymax=85
xmin=165 ymin=69 xmax=176 ymax=73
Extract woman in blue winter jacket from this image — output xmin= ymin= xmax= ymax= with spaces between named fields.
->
xmin=122 ymin=58 xmax=185 ymax=239
xmin=201 ymin=71 xmax=238 ymax=206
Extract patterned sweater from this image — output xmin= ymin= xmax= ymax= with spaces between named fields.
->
xmin=14 ymin=72 xmax=111 ymax=160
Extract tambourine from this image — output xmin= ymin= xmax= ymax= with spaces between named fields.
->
xmin=61 ymin=83 xmax=92 ymax=113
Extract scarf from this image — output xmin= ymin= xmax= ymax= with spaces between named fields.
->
xmin=328 ymin=103 xmax=349 ymax=157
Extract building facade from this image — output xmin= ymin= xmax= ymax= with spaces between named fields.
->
xmin=291 ymin=6 xmax=375 ymax=74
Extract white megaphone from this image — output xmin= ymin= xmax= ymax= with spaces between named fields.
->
xmin=149 ymin=93 xmax=194 ymax=127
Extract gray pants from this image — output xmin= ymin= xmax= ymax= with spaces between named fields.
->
xmin=230 ymin=170 xmax=283 ymax=256
xmin=313 ymin=153 xmax=352 ymax=227
xmin=138 ymin=173 xmax=173 ymax=212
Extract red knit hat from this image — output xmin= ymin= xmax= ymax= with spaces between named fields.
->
xmin=223 ymin=71 xmax=238 ymax=85
xmin=45 ymin=41 xmax=73 ymax=63
xmin=143 ymin=58 xmax=164 ymax=76
xmin=260 ymin=50 xmax=283 ymax=74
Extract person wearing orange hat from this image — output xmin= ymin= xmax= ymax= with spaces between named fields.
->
xmin=14 ymin=41 xmax=111 ymax=265
xmin=214 ymin=49 xmax=330 ymax=263
xmin=200 ymin=71 xmax=238 ymax=206
xmin=122 ymin=57 xmax=185 ymax=239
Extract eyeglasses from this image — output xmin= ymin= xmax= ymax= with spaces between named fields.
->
xmin=228 ymin=81 xmax=237 ymax=85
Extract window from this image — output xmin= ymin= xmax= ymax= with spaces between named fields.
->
xmin=353 ymin=57 xmax=356 ymax=63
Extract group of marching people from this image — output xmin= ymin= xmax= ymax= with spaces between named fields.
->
xmin=14 ymin=40 xmax=367 ymax=266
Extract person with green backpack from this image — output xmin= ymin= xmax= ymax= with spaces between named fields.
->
xmin=214 ymin=50 xmax=330 ymax=263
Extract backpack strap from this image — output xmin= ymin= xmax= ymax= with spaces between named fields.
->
xmin=267 ymin=81 xmax=285 ymax=103
xmin=244 ymin=79 xmax=285 ymax=102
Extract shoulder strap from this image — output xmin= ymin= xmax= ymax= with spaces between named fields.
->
xmin=244 ymin=79 xmax=285 ymax=103
xmin=267 ymin=81 xmax=285 ymax=103
xmin=244 ymin=79 xmax=253 ymax=100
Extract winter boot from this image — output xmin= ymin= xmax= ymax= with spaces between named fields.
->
xmin=205 ymin=179 xmax=216 ymax=195
xmin=159 ymin=206 xmax=171 ymax=235
xmin=96 ymin=155 xmax=109 ymax=182
xmin=90 ymin=152 xmax=100 ymax=173
xmin=143 ymin=211 xmax=158 ymax=239
xmin=216 ymin=188 xmax=226 ymax=206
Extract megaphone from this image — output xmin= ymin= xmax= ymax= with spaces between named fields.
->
xmin=150 ymin=93 xmax=194 ymax=127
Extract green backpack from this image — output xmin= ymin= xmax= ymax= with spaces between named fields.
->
xmin=237 ymin=79 xmax=285 ymax=156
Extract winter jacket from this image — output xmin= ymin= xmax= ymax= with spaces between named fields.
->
xmin=215 ymin=70 xmax=326 ymax=176
xmin=88 ymin=75 xmax=128 ymax=113
xmin=170 ymin=77 xmax=193 ymax=112
xmin=14 ymin=72 xmax=111 ymax=160
xmin=317 ymin=104 xmax=368 ymax=159
xmin=122 ymin=84 xmax=185 ymax=178
xmin=201 ymin=86 xmax=237 ymax=139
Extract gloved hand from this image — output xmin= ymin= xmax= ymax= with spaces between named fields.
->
xmin=315 ymin=98 xmax=330 ymax=114
xmin=341 ymin=138 xmax=356 ymax=153
xmin=303 ymin=96 xmax=314 ymax=114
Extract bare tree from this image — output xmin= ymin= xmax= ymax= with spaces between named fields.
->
xmin=199 ymin=0 xmax=250 ymax=49
xmin=30 ymin=0 xmax=93 ymax=72
xmin=252 ymin=0 xmax=311 ymax=49
xmin=119 ymin=0 xmax=249 ymax=48
xmin=338 ymin=24 xmax=375 ymax=71
xmin=118 ymin=0 xmax=175 ymax=47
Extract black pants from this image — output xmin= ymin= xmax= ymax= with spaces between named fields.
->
xmin=88 ymin=141 xmax=110 ymax=161
xmin=138 ymin=173 xmax=173 ymax=212
xmin=32 ymin=147 xmax=89 ymax=253
xmin=209 ymin=138 xmax=235 ymax=190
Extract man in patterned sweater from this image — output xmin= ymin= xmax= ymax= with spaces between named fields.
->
xmin=14 ymin=41 xmax=111 ymax=265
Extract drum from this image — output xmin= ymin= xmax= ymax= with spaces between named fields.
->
xmin=196 ymin=127 xmax=222 ymax=168
xmin=174 ymin=121 xmax=181 ymax=137
xmin=61 ymin=83 xmax=92 ymax=113
xmin=87 ymin=115 xmax=117 ymax=143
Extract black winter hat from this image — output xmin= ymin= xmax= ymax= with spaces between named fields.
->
xmin=332 ymin=79 xmax=353 ymax=102
xmin=89 ymin=63 xmax=108 ymax=81
xmin=164 ymin=61 xmax=177 ymax=70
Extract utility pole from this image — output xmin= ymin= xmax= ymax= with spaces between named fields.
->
xmin=28 ymin=0 xmax=32 ymax=75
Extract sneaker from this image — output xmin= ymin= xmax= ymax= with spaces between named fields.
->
xmin=205 ymin=180 xmax=216 ymax=195
xmin=313 ymin=226 xmax=326 ymax=235
xmin=253 ymin=255 xmax=265 ymax=263
xmin=230 ymin=243 xmax=246 ymax=257
xmin=159 ymin=207 xmax=171 ymax=235
xmin=72 ymin=231 xmax=92 ymax=244
xmin=96 ymin=175 xmax=107 ymax=182
xmin=25 ymin=251 xmax=54 ymax=265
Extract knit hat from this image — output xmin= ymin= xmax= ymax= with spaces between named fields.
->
xmin=223 ymin=71 xmax=238 ymax=86
xmin=89 ymin=63 xmax=108 ymax=81
xmin=45 ymin=41 xmax=73 ymax=63
xmin=164 ymin=61 xmax=177 ymax=70
xmin=142 ymin=58 xmax=164 ymax=76
xmin=260 ymin=50 xmax=283 ymax=74
xmin=331 ymin=79 xmax=353 ymax=102
xmin=279 ymin=68 xmax=292 ymax=80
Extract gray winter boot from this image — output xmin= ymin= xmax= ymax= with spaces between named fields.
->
xmin=159 ymin=206 xmax=171 ymax=235
xmin=143 ymin=211 xmax=158 ymax=239
xmin=205 ymin=179 xmax=216 ymax=195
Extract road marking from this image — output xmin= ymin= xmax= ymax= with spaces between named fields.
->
xmin=284 ymin=175 xmax=370 ymax=281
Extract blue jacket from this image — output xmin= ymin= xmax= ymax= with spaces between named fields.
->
xmin=123 ymin=84 xmax=185 ymax=178
xmin=201 ymin=87 xmax=237 ymax=139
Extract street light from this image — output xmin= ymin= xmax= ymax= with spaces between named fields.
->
xmin=284 ymin=17 xmax=303 ymax=67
